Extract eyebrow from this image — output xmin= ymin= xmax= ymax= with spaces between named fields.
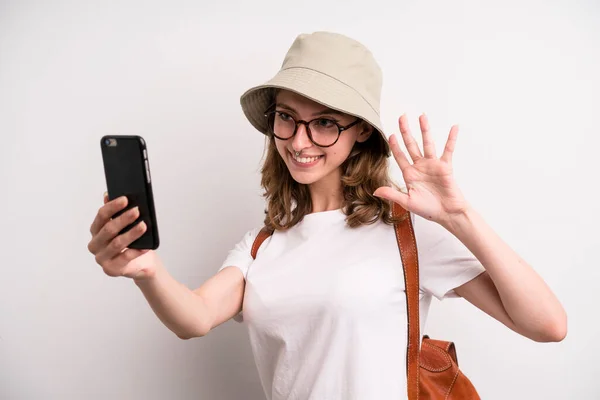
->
xmin=276 ymin=102 xmax=345 ymax=118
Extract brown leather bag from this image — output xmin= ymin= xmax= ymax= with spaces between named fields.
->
xmin=250 ymin=202 xmax=480 ymax=399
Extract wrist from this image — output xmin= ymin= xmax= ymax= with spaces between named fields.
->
xmin=133 ymin=262 xmax=164 ymax=286
xmin=442 ymin=204 xmax=477 ymax=235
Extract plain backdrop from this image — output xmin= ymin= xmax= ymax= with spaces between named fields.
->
xmin=1 ymin=0 xmax=599 ymax=399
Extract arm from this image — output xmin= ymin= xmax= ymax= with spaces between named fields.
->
xmin=448 ymin=207 xmax=567 ymax=343
xmin=373 ymin=113 xmax=567 ymax=344
xmin=88 ymin=194 xmax=246 ymax=340
xmin=134 ymin=264 xmax=245 ymax=339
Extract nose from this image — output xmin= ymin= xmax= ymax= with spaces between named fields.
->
xmin=291 ymin=122 xmax=312 ymax=152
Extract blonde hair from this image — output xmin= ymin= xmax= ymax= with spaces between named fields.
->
xmin=260 ymin=120 xmax=403 ymax=231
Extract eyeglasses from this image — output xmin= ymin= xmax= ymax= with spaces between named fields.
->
xmin=264 ymin=109 xmax=361 ymax=148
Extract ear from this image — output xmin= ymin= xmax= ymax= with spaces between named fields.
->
xmin=356 ymin=122 xmax=374 ymax=143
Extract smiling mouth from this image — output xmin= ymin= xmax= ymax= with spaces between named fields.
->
xmin=290 ymin=151 xmax=324 ymax=165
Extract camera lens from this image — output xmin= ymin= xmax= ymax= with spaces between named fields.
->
xmin=104 ymin=139 xmax=110 ymax=145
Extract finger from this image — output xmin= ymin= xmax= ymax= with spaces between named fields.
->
xmin=373 ymin=186 xmax=410 ymax=210
xmin=398 ymin=114 xmax=423 ymax=162
xmin=389 ymin=134 xmax=411 ymax=171
xmin=103 ymin=191 xmax=109 ymax=204
xmin=440 ymin=125 xmax=459 ymax=164
xmin=92 ymin=206 xmax=141 ymax=251
xmin=419 ymin=113 xmax=437 ymax=159
xmin=90 ymin=196 xmax=128 ymax=236
xmin=88 ymin=206 xmax=140 ymax=254
xmin=101 ymin=249 xmax=148 ymax=277
xmin=95 ymin=220 xmax=147 ymax=264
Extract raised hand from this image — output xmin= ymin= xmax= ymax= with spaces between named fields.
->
xmin=374 ymin=114 xmax=470 ymax=228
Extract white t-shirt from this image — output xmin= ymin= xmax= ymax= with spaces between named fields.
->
xmin=219 ymin=209 xmax=485 ymax=400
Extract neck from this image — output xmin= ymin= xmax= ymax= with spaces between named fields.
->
xmin=307 ymin=168 xmax=344 ymax=213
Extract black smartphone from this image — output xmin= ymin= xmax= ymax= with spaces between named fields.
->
xmin=100 ymin=135 xmax=159 ymax=250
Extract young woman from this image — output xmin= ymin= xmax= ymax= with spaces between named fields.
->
xmin=87 ymin=31 xmax=567 ymax=399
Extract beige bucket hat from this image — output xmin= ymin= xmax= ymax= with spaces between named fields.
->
xmin=240 ymin=31 xmax=390 ymax=155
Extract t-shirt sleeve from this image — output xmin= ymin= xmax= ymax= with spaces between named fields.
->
xmin=412 ymin=213 xmax=485 ymax=300
xmin=218 ymin=227 xmax=264 ymax=323
xmin=218 ymin=227 xmax=263 ymax=279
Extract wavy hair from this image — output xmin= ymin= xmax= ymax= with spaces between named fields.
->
xmin=260 ymin=116 xmax=405 ymax=231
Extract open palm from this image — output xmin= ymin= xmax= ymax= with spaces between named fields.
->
xmin=374 ymin=114 xmax=470 ymax=227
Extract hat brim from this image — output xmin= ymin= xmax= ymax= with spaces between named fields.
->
xmin=240 ymin=67 xmax=389 ymax=154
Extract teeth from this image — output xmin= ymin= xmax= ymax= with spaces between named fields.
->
xmin=293 ymin=154 xmax=321 ymax=164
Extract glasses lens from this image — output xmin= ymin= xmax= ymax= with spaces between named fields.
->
xmin=308 ymin=118 xmax=340 ymax=146
xmin=269 ymin=111 xmax=296 ymax=139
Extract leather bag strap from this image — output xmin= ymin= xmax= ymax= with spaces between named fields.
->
xmin=251 ymin=227 xmax=273 ymax=259
xmin=392 ymin=202 xmax=420 ymax=400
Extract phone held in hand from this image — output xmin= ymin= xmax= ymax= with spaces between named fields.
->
xmin=100 ymin=135 xmax=160 ymax=250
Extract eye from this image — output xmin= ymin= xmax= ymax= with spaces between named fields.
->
xmin=277 ymin=111 xmax=293 ymax=121
xmin=315 ymin=118 xmax=336 ymax=128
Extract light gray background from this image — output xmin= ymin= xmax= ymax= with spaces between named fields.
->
xmin=1 ymin=0 xmax=598 ymax=399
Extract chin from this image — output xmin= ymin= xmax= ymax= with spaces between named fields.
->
xmin=288 ymin=170 xmax=322 ymax=185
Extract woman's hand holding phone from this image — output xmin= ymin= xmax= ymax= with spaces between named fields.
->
xmin=87 ymin=193 xmax=161 ymax=281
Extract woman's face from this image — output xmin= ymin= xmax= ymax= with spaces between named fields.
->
xmin=273 ymin=90 xmax=372 ymax=186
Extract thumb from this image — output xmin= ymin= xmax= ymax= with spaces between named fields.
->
xmin=373 ymin=186 xmax=410 ymax=209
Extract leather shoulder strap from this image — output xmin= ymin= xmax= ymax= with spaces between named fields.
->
xmin=251 ymin=227 xmax=274 ymax=259
xmin=392 ymin=202 xmax=421 ymax=400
